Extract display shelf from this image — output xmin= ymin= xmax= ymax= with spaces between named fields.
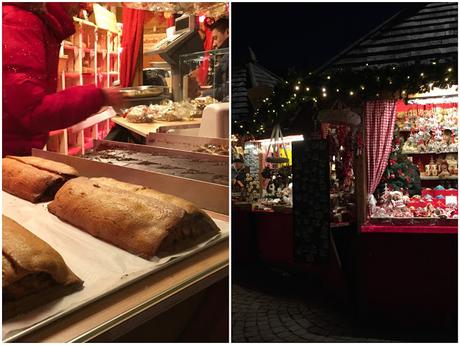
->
xmin=399 ymin=127 xmax=457 ymax=132
xmin=420 ymin=175 xmax=458 ymax=180
xmin=48 ymin=14 xmax=121 ymax=155
xmin=402 ymin=150 xmax=458 ymax=155
xmin=67 ymin=145 xmax=83 ymax=156
xmin=64 ymin=72 xmax=80 ymax=78
xmin=63 ymin=44 xmax=79 ymax=50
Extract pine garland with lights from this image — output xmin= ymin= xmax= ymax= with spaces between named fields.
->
xmin=234 ymin=61 xmax=457 ymax=137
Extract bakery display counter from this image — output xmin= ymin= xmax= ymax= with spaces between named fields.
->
xmin=111 ymin=115 xmax=201 ymax=138
xmin=3 ymin=153 xmax=229 ymax=342
xmin=147 ymin=132 xmax=229 ymax=156
xmin=32 ymin=142 xmax=228 ymax=215
xmin=82 ymin=140 xmax=228 ymax=186
xmin=6 ymin=237 xmax=228 ymax=342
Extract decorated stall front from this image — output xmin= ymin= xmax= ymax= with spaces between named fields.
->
xmin=233 ymin=1 xmax=458 ymax=325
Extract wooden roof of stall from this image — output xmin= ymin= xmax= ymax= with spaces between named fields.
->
xmin=232 ymin=48 xmax=281 ymax=122
xmin=317 ymin=2 xmax=458 ymax=72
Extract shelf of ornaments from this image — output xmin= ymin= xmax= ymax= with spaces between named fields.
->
xmin=402 ymin=150 xmax=458 ymax=155
xmin=420 ymin=175 xmax=458 ymax=181
xmin=399 ymin=127 xmax=457 ymax=133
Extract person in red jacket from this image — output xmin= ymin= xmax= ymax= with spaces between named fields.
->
xmin=2 ymin=2 xmax=122 ymax=156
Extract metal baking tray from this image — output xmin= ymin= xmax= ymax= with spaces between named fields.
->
xmin=147 ymin=133 xmax=229 ymax=156
xmin=2 ymin=192 xmax=228 ymax=342
xmin=32 ymin=141 xmax=228 ymax=215
xmin=120 ymin=85 xmax=167 ymax=98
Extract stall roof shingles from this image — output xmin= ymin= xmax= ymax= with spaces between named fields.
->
xmin=321 ymin=2 xmax=457 ymax=70
xmin=232 ymin=50 xmax=281 ymax=121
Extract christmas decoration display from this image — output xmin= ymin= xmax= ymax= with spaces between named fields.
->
xmin=395 ymin=104 xmax=458 ymax=131
xmin=243 ymin=173 xmax=260 ymax=202
xmin=376 ymin=126 xmax=421 ymax=197
xmin=260 ymin=165 xmax=293 ymax=206
xmin=399 ymin=104 xmax=458 ymax=154
xmin=371 ymin=184 xmax=458 ymax=220
xmin=234 ymin=61 xmax=457 ymax=136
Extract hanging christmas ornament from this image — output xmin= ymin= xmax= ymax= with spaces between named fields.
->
xmin=265 ymin=123 xmax=290 ymax=164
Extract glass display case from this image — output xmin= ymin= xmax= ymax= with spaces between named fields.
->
xmin=179 ymin=48 xmax=229 ymax=102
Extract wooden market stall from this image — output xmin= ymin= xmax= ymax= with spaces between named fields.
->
xmin=232 ymin=2 xmax=457 ymax=329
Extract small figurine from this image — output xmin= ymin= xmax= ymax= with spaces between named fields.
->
xmin=438 ymin=160 xmax=451 ymax=178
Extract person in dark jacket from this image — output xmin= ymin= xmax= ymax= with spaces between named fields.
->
xmin=208 ymin=17 xmax=229 ymax=101
xmin=2 ymin=3 xmax=122 ymax=156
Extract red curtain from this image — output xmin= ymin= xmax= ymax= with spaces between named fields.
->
xmin=365 ymin=100 xmax=397 ymax=196
xmin=197 ymin=26 xmax=213 ymax=85
xmin=120 ymin=8 xmax=146 ymax=87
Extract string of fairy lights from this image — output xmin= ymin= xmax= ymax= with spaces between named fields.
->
xmin=233 ymin=61 xmax=458 ymax=137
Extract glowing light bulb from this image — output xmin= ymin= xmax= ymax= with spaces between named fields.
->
xmin=306 ymin=87 xmax=310 ymax=91
xmin=336 ymin=89 xmax=340 ymax=92
xmin=322 ymin=87 xmax=326 ymax=92
xmin=322 ymin=92 xmax=327 ymax=97
xmin=327 ymin=76 xmax=331 ymax=80
xmin=420 ymin=73 xmax=424 ymax=76
xmin=349 ymin=91 xmax=354 ymax=96
xmin=199 ymin=15 xmax=206 ymax=23
xmin=295 ymin=85 xmax=300 ymax=91
xmin=448 ymin=67 xmax=453 ymax=72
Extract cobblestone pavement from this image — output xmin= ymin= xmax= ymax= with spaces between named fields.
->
xmin=231 ymin=265 xmax=456 ymax=343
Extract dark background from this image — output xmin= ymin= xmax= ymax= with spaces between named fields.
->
xmin=232 ymin=2 xmax=422 ymax=76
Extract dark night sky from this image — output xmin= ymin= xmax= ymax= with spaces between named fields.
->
xmin=232 ymin=2 xmax=421 ymax=77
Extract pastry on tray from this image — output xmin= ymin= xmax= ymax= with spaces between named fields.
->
xmin=48 ymin=177 xmax=220 ymax=259
xmin=3 ymin=215 xmax=83 ymax=319
xmin=2 ymin=156 xmax=79 ymax=203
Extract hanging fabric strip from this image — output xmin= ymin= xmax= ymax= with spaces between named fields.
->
xmin=365 ymin=100 xmax=397 ymax=196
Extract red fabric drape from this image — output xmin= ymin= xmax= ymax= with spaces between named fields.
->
xmin=365 ymin=100 xmax=397 ymax=195
xmin=197 ymin=26 xmax=213 ymax=85
xmin=120 ymin=8 xmax=145 ymax=87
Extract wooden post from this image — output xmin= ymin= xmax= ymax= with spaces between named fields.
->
xmin=355 ymin=107 xmax=368 ymax=230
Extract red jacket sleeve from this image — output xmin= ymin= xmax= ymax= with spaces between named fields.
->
xmin=2 ymin=9 xmax=106 ymax=134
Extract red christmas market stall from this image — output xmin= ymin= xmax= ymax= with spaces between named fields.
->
xmin=232 ymin=2 xmax=457 ymax=330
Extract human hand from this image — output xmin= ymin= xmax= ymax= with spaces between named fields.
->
xmin=102 ymin=88 xmax=124 ymax=113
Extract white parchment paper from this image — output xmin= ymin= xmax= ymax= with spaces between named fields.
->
xmin=2 ymin=192 xmax=228 ymax=341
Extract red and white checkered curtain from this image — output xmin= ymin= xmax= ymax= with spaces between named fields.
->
xmin=365 ymin=100 xmax=397 ymax=195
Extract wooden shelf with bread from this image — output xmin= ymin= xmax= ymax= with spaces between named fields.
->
xmin=46 ymin=4 xmax=121 ymax=155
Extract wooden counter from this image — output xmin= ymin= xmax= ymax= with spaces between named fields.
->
xmin=15 ymin=237 xmax=228 ymax=342
xmin=111 ymin=116 xmax=201 ymax=138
